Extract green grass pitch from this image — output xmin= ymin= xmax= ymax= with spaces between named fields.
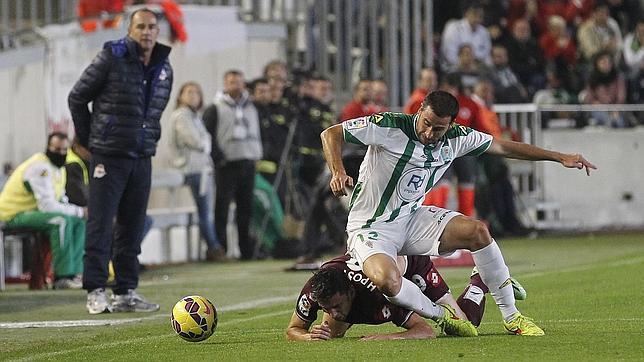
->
xmin=1 ymin=233 xmax=643 ymax=361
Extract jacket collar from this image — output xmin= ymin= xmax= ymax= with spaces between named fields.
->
xmin=123 ymin=36 xmax=171 ymax=66
xmin=214 ymin=90 xmax=250 ymax=107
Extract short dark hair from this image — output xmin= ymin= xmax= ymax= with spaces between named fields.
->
xmin=224 ymin=69 xmax=243 ymax=79
xmin=462 ymin=1 xmax=483 ymax=14
xmin=247 ymin=77 xmax=269 ymax=92
xmin=47 ymin=132 xmax=68 ymax=146
xmin=311 ymin=74 xmax=330 ymax=82
xmin=309 ymin=267 xmax=352 ymax=303
xmin=421 ymin=91 xmax=459 ymax=122
xmin=129 ymin=8 xmax=159 ymax=28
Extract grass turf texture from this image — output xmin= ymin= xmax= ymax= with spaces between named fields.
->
xmin=1 ymin=233 xmax=643 ymax=361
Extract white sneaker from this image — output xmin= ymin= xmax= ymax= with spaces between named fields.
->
xmin=54 ymin=277 xmax=83 ymax=290
xmin=87 ymin=288 xmax=112 ymax=314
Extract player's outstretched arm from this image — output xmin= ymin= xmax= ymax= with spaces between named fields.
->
xmin=360 ymin=313 xmax=436 ymax=341
xmin=285 ymin=312 xmax=332 ymax=341
xmin=321 ymin=124 xmax=354 ymax=196
xmin=486 ymin=137 xmax=597 ymax=176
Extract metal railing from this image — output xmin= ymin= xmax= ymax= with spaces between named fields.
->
xmin=0 ymin=0 xmax=77 ymax=50
xmin=178 ymin=0 xmax=435 ymax=109
xmin=3 ymin=0 xmax=436 ymax=108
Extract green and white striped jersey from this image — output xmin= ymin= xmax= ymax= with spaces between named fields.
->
xmin=342 ymin=112 xmax=492 ymax=231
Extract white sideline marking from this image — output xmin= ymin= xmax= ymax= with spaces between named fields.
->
xmin=0 ymin=295 xmax=296 ymax=329
xmin=8 ymin=309 xmax=294 ymax=362
xmin=0 ymin=318 xmax=144 ymax=329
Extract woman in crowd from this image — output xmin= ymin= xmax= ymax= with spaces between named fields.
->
xmin=170 ymin=82 xmax=225 ymax=261
xmin=582 ymin=50 xmax=627 ymax=127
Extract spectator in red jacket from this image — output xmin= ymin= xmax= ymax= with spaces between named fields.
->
xmin=340 ymin=79 xmax=377 ymax=121
xmin=539 ymin=15 xmax=578 ymax=66
xmin=403 ymin=68 xmax=439 ymax=114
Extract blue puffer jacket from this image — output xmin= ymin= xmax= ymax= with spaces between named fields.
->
xmin=68 ymin=36 xmax=173 ymax=158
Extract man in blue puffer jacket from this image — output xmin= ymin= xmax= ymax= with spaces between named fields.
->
xmin=68 ymin=8 xmax=173 ymax=314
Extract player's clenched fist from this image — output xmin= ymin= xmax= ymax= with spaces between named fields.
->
xmin=330 ymin=172 xmax=354 ymax=197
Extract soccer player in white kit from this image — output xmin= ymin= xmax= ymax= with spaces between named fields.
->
xmin=321 ymin=91 xmax=596 ymax=336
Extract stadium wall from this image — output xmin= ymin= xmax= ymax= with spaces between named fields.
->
xmin=541 ymin=128 xmax=644 ymax=230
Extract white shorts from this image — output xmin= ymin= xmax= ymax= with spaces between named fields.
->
xmin=347 ymin=206 xmax=461 ymax=267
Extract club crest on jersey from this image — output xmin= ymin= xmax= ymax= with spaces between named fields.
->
xmin=440 ymin=146 xmax=454 ymax=162
xmin=346 ymin=117 xmax=367 ymax=130
xmin=298 ymin=294 xmax=311 ymax=317
xmin=396 ymin=167 xmax=430 ymax=202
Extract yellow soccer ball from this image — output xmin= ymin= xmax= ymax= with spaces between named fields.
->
xmin=170 ymin=295 xmax=218 ymax=342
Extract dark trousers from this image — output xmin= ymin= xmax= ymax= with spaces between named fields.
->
xmin=215 ymin=160 xmax=256 ymax=260
xmin=477 ymin=154 xmax=524 ymax=234
xmin=83 ymin=154 xmax=151 ymax=294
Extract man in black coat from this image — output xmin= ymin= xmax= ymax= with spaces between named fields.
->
xmin=68 ymin=8 xmax=173 ymax=314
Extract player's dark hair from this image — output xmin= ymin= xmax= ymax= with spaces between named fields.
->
xmin=309 ymin=267 xmax=352 ymax=303
xmin=421 ymin=90 xmax=459 ymax=122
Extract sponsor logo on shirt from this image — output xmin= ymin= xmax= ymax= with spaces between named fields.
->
xmin=371 ymin=114 xmax=384 ymax=124
xmin=433 ymin=209 xmax=453 ymax=225
xmin=344 ymin=269 xmax=378 ymax=292
xmin=396 ymin=167 xmax=430 ymax=202
xmin=346 ymin=117 xmax=368 ymax=130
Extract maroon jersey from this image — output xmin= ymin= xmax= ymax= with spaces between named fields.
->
xmin=404 ymin=255 xmax=450 ymax=302
xmin=295 ymin=255 xmax=449 ymax=326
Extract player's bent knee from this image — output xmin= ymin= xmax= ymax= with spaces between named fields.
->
xmin=363 ymin=257 xmax=402 ymax=296
xmin=468 ymin=220 xmax=491 ymax=251
xmin=375 ymin=272 xmax=402 ymax=297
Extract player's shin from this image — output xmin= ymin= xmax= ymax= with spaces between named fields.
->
xmin=385 ymin=277 xmax=444 ymax=320
xmin=456 ymin=274 xmax=489 ymax=327
xmin=471 ymin=240 xmax=518 ymax=322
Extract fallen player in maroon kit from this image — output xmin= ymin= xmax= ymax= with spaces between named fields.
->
xmin=285 ymin=254 xmax=508 ymax=341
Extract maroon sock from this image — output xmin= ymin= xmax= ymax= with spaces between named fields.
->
xmin=456 ymin=274 xmax=489 ymax=327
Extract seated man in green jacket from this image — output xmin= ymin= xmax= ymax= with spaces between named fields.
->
xmin=0 ymin=132 xmax=86 ymax=289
